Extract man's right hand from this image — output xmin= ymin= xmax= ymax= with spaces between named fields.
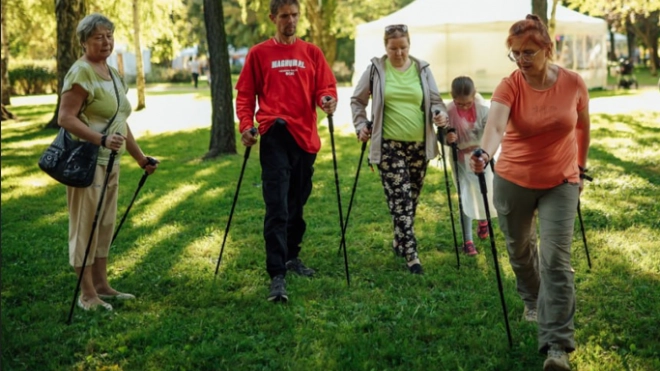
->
xmin=241 ymin=128 xmax=258 ymax=147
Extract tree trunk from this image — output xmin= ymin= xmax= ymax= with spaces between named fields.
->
xmin=46 ymin=0 xmax=86 ymax=129
xmin=547 ymin=0 xmax=559 ymax=51
xmin=303 ymin=0 xmax=337 ymax=66
xmin=531 ymin=0 xmax=548 ymax=26
xmin=133 ymin=0 xmax=146 ymax=110
xmin=1 ymin=103 xmax=16 ymax=121
xmin=203 ymin=0 xmax=236 ymax=159
xmin=609 ymin=29 xmax=616 ymax=61
xmin=625 ymin=18 xmax=636 ymax=64
xmin=1 ymin=0 xmax=12 ymax=107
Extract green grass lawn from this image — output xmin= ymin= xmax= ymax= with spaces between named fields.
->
xmin=1 ymin=90 xmax=659 ymax=370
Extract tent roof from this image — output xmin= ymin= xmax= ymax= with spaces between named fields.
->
xmin=358 ymin=0 xmax=605 ymax=31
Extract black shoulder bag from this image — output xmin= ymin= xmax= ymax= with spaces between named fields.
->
xmin=38 ymin=69 xmax=121 ymax=188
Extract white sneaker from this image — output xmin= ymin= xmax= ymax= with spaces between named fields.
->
xmin=543 ymin=343 xmax=570 ymax=371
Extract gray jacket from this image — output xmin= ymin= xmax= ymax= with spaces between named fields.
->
xmin=350 ymin=55 xmax=447 ymax=165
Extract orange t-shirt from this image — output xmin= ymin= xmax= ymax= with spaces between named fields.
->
xmin=491 ymin=67 xmax=588 ymax=189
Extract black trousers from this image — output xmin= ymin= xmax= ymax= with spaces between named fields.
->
xmin=192 ymin=73 xmax=199 ymax=88
xmin=260 ymin=121 xmax=316 ymax=278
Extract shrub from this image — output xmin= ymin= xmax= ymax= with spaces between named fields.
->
xmin=8 ymin=61 xmax=57 ymax=96
xmin=230 ymin=63 xmax=243 ymax=75
xmin=146 ymin=66 xmax=190 ymax=83
xmin=332 ymin=61 xmax=353 ymax=84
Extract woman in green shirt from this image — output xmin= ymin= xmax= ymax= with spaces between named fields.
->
xmin=58 ymin=13 xmax=158 ymax=311
xmin=351 ymin=24 xmax=448 ymax=274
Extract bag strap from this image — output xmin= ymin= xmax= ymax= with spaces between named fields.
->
xmin=103 ymin=68 xmax=121 ymax=134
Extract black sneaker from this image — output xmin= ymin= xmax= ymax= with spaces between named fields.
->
xmin=268 ymin=275 xmax=288 ymax=302
xmin=408 ymin=263 xmax=423 ymax=275
xmin=285 ymin=258 xmax=315 ymax=277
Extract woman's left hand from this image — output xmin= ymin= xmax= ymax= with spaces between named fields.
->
xmin=139 ymin=156 xmax=159 ymax=175
xmin=433 ymin=111 xmax=448 ymax=128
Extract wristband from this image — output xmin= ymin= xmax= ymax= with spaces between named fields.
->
xmin=480 ymin=149 xmax=490 ymax=162
xmin=101 ymin=135 xmax=108 ymax=148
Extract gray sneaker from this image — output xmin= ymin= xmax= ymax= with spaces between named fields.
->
xmin=285 ymin=258 xmax=315 ymax=277
xmin=268 ymin=275 xmax=288 ymax=302
xmin=523 ymin=306 xmax=538 ymax=322
xmin=543 ymin=343 xmax=570 ymax=371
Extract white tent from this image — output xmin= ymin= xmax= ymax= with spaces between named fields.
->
xmin=352 ymin=0 xmax=608 ymax=92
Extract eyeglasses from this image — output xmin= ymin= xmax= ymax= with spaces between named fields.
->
xmin=453 ymin=100 xmax=474 ymax=109
xmin=385 ymin=24 xmax=408 ymax=34
xmin=508 ymin=49 xmax=542 ymax=62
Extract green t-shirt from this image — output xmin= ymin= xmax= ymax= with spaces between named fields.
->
xmin=382 ymin=59 xmax=424 ymax=142
xmin=61 ymin=60 xmax=131 ymax=165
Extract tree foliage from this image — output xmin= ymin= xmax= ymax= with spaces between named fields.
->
xmin=567 ymin=0 xmax=660 ymax=74
xmin=234 ymin=0 xmax=416 ymax=65
xmin=4 ymin=0 xmax=416 ymax=68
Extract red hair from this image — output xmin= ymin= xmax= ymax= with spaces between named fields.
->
xmin=506 ymin=14 xmax=553 ymax=60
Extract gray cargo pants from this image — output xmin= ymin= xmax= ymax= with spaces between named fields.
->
xmin=493 ymin=173 xmax=579 ymax=354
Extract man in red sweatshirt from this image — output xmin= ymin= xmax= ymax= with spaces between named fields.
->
xmin=235 ymin=0 xmax=337 ymax=303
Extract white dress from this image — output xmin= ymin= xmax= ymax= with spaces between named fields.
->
xmin=445 ymin=100 xmax=497 ymax=220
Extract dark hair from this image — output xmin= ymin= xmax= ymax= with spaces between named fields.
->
xmin=506 ymin=14 xmax=553 ymax=60
xmin=270 ymin=0 xmax=299 ymax=16
xmin=451 ymin=76 xmax=476 ymax=98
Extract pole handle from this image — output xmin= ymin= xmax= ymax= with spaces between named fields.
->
xmin=323 ymin=96 xmax=333 ymax=118
xmin=473 ymin=149 xmax=489 ymax=191
xmin=243 ymin=127 xmax=258 ymax=159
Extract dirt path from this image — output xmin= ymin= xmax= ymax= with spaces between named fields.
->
xmin=8 ymin=86 xmax=659 ymax=139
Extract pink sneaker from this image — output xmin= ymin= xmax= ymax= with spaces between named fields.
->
xmin=477 ymin=221 xmax=489 ymax=239
xmin=463 ymin=241 xmax=478 ymax=256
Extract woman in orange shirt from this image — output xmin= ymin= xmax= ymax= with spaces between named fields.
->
xmin=470 ymin=15 xmax=590 ymax=371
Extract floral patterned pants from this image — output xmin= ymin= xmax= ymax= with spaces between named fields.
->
xmin=377 ymin=140 xmax=428 ymax=263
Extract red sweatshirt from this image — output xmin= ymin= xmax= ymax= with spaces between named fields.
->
xmin=235 ymin=38 xmax=337 ymax=154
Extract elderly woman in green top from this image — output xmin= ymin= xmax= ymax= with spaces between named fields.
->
xmin=58 ymin=13 xmax=158 ymax=311
xmin=351 ymin=24 xmax=448 ymax=274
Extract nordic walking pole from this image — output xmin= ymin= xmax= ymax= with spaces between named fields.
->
xmin=67 ymin=150 xmax=118 ymax=325
xmin=337 ymin=122 xmax=373 ymax=256
xmin=325 ymin=96 xmax=350 ymax=286
xmin=449 ymin=134 xmax=468 ymax=251
xmin=214 ymin=127 xmax=257 ymax=276
xmin=473 ymin=148 xmax=512 ymax=347
xmin=578 ymin=172 xmax=593 ymax=269
xmin=435 ymin=110 xmax=460 ymax=269
xmin=111 ymin=156 xmax=159 ymax=244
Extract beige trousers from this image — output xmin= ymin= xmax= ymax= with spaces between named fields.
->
xmin=493 ymin=173 xmax=579 ymax=354
xmin=67 ymin=164 xmax=120 ymax=267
